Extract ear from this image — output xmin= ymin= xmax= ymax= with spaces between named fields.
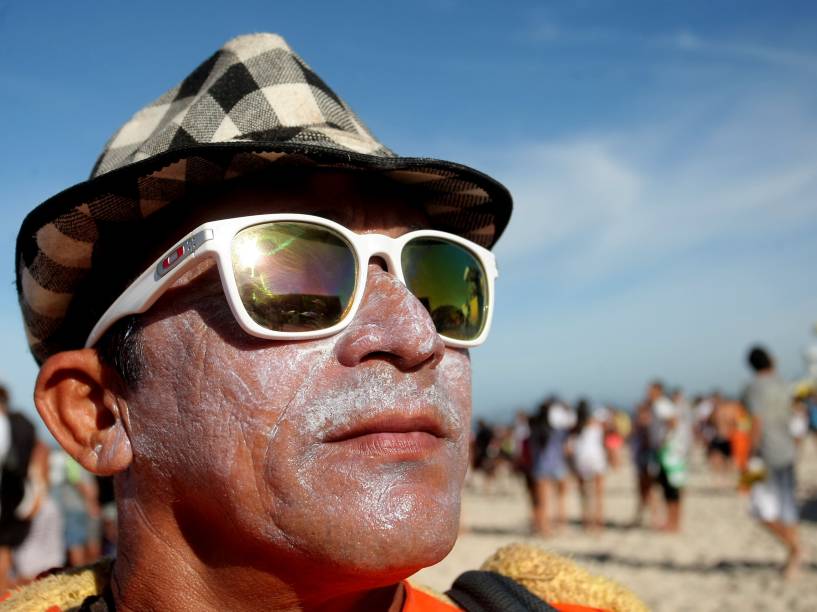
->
xmin=34 ymin=348 xmax=133 ymax=475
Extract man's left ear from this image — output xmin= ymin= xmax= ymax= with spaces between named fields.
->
xmin=34 ymin=348 xmax=133 ymax=475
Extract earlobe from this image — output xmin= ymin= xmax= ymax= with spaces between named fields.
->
xmin=34 ymin=348 xmax=133 ymax=475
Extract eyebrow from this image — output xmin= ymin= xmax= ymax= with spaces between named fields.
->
xmin=308 ymin=207 xmax=349 ymax=224
xmin=298 ymin=208 xmax=427 ymax=233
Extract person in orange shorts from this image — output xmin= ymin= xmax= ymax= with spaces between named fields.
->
xmin=731 ymin=402 xmax=753 ymax=476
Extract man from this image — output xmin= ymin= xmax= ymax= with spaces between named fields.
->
xmin=9 ymin=34 xmax=643 ymax=610
xmin=743 ymin=346 xmax=801 ymax=579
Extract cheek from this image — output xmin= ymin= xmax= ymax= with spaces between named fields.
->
xmin=127 ymin=313 xmax=336 ymax=500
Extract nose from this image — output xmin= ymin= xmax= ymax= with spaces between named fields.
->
xmin=334 ymin=264 xmax=445 ymax=371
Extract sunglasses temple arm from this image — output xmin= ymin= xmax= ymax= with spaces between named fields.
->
xmin=85 ymin=249 xmax=208 ymax=348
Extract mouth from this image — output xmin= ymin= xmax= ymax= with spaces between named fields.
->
xmin=324 ymin=414 xmax=447 ymax=459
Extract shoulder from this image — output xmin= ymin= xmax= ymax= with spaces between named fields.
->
xmin=478 ymin=543 xmax=647 ymax=612
xmin=412 ymin=543 xmax=647 ymax=612
xmin=1 ymin=559 xmax=112 ymax=611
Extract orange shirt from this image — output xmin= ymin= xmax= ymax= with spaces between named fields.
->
xmin=401 ymin=581 xmax=609 ymax=612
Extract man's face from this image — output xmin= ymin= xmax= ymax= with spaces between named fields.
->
xmin=120 ymin=172 xmax=472 ymax=585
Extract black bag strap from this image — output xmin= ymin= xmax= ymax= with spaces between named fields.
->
xmin=446 ymin=570 xmax=557 ymax=612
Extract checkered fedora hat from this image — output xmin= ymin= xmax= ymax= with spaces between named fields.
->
xmin=16 ymin=33 xmax=512 ymax=364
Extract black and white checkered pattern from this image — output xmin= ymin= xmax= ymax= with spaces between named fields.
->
xmin=16 ymin=33 xmax=512 ymax=364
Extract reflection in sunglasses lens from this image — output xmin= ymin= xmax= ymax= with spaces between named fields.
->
xmin=401 ymin=238 xmax=488 ymax=341
xmin=232 ymin=222 xmax=357 ymax=332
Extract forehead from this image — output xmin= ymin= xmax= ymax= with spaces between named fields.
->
xmin=178 ymin=169 xmax=429 ymax=235
xmin=150 ymin=170 xmax=431 ymax=293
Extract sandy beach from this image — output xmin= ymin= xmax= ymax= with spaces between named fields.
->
xmin=413 ymin=441 xmax=817 ymax=611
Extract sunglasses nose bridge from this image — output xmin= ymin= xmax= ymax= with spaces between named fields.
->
xmin=357 ymin=233 xmax=402 ymax=277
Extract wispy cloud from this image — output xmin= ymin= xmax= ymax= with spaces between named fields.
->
xmin=526 ymin=22 xmax=620 ymax=45
xmin=470 ymin=91 xmax=817 ymax=291
xmin=524 ymin=20 xmax=817 ymax=77
xmin=669 ymin=30 xmax=817 ymax=76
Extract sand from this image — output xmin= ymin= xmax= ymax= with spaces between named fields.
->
xmin=413 ymin=441 xmax=817 ymax=611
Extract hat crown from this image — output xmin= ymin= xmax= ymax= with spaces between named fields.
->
xmin=92 ymin=33 xmax=392 ymax=178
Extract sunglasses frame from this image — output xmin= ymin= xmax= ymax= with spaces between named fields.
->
xmin=85 ymin=213 xmax=498 ymax=349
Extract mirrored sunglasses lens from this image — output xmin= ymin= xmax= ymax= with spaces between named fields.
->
xmin=231 ymin=222 xmax=357 ymax=332
xmin=401 ymin=238 xmax=488 ymax=341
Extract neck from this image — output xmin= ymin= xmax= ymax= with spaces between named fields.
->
xmin=112 ymin=491 xmax=401 ymax=611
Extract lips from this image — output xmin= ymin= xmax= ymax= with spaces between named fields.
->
xmin=323 ymin=413 xmax=448 ymax=459
xmin=325 ymin=414 xmax=446 ymax=442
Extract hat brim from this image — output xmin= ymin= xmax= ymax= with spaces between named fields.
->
xmin=20 ymin=140 xmax=511 ymax=252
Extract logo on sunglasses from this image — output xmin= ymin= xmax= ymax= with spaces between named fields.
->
xmin=156 ymin=229 xmax=214 ymax=278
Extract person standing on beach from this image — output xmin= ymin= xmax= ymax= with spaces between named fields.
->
xmin=645 ymin=381 xmax=684 ymax=531
xmin=630 ymin=399 xmax=655 ymax=527
xmin=743 ymin=346 xmax=802 ymax=579
xmin=530 ymin=399 xmax=573 ymax=535
xmin=568 ymin=400 xmax=607 ymax=531
xmin=708 ymin=396 xmax=739 ymax=474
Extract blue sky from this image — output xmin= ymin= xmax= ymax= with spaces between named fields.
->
xmin=1 ymin=1 xmax=816 ymax=424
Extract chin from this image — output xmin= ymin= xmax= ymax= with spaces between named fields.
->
xmin=258 ymin=444 xmax=468 ymax=583
xmin=344 ymin=484 xmax=463 ymax=577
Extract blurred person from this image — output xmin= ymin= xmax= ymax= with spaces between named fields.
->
xmin=613 ymin=409 xmax=632 ymax=440
xmin=731 ymin=402 xmax=753 ymax=477
xmin=530 ymin=398 xmax=574 ymax=535
xmin=789 ymin=398 xmax=809 ymax=452
xmin=644 ymin=381 xmax=683 ymax=531
xmin=511 ymin=410 xmax=535 ymax=504
xmin=743 ymin=346 xmax=802 ymax=579
xmin=669 ymin=389 xmax=693 ymax=458
xmin=0 ymin=393 xmax=36 ymax=593
xmin=471 ymin=419 xmax=499 ymax=494
xmin=57 ymin=455 xmax=100 ymax=567
xmin=807 ymin=389 xmax=817 ymax=439
xmin=805 ymin=389 xmax=817 ymax=454
xmin=96 ymin=476 xmax=117 ymax=557
xmin=693 ymin=391 xmax=718 ymax=450
xmin=707 ymin=394 xmax=740 ymax=474
xmin=655 ymin=387 xmax=688 ymax=532
xmin=472 ymin=419 xmax=494 ymax=472
xmin=490 ymin=425 xmax=515 ymax=469
xmin=11 ymin=440 xmax=64 ymax=584
xmin=602 ymin=407 xmax=626 ymax=470
xmin=484 ymin=425 xmax=516 ymax=496
xmin=518 ymin=413 xmax=541 ymax=513
xmin=568 ymin=400 xmax=607 ymax=531
xmin=0 ymin=386 xmax=12 ymax=590
xmin=630 ymin=400 xmax=656 ymax=527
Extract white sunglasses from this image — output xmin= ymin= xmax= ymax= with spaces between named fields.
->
xmin=86 ymin=214 xmax=497 ymax=349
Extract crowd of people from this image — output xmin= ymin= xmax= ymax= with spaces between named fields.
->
xmin=470 ymin=346 xmax=815 ymax=577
